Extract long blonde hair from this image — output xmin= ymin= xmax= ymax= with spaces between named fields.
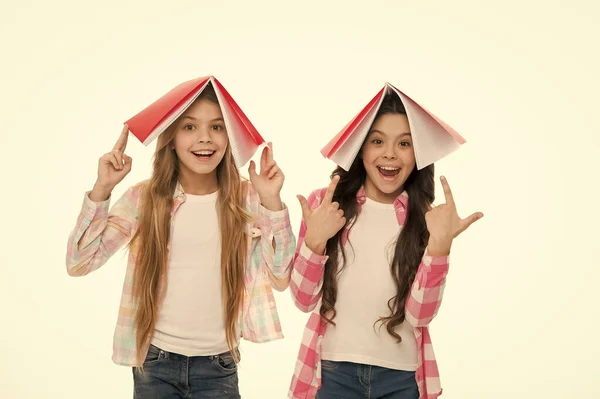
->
xmin=129 ymin=84 xmax=251 ymax=365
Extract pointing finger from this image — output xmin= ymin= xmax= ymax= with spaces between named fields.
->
xmin=323 ymin=175 xmax=340 ymax=204
xmin=260 ymin=145 xmax=269 ymax=169
xmin=267 ymin=142 xmax=274 ymax=162
xmin=440 ymin=176 xmax=455 ymax=208
xmin=113 ymin=124 xmax=129 ymax=152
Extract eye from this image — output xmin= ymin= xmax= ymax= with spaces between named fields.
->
xmin=211 ymin=124 xmax=225 ymax=131
xmin=400 ymin=141 xmax=412 ymax=147
xmin=183 ymin=124 xmax=195 ymax=131
xmin=372 ymin=139 xmax=383 ymax=145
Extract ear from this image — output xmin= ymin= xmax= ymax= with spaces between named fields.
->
xmin=169 ymin=142 xmax=175 ymax=150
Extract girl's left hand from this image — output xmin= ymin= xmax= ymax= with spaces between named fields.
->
xmin=249 ymin=142 xmax=285 ymax=211
xmin=425 ymin=176 xmax=484 ymax=256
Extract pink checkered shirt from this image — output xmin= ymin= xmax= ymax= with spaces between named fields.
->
xmin=66 ymin=180 xmax=296 ymax=367
xmin=288 ymin=187 xmax=450 ymax=399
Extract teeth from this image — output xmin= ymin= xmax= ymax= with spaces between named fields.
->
xmin=193 ymin=151 xmax=214 ymax=156
xmin=379 ymin=166 xmax=399 ymax=171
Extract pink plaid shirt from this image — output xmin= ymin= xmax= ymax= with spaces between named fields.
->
xmin=66 ymin=180 xmax=296 ymax=367
xmin=288 ymin=187 xmax=450 ymax=399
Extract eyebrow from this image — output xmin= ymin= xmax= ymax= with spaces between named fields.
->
xmin=181 ymin=116 xmax=224 ymax=123
xmin=368 ymin=130 xmax=412 ymax=137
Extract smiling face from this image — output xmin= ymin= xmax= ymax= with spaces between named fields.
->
xmin=361 ymin=113 xmax=416 ymax=203
xmin=171 ymin=98 xmax=228 ymax=192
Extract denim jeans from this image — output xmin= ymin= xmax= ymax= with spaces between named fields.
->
xmin=132 ymin=344 xmax=240 ymax=398
xmin=316 ymin=360 xmax=419 ymax=399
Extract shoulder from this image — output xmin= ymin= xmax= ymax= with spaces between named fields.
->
xmin=120 ymin=180 xmax=149 ymax=204
xmin=128 ymin=179 xmax=149 ymax=194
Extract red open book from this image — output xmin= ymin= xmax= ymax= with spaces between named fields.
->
xmin=125 ymin=76 xmax=265 ymax=167
xmin=321 ymin=83 xmax=466 ymax=170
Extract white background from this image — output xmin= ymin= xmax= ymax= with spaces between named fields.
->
xmin=1 ymin=0 xmax=599 ymax=398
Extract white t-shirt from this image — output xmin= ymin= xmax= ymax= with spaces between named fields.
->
xmin=321 ymin=197 xmax=418 ymax=371
xmin=151 ymin=191 xmax=235 ymax=356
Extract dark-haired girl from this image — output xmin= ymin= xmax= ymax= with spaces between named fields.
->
xmin=288 ymin=86 xmax=483 ymax=399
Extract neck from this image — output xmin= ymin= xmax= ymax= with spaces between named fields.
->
xmin=178 ymin=170 xmax=219 ymax=195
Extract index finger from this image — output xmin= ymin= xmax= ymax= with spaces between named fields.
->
xmin=267 ymin=142 xmax=274 ymax=162
xmin=323 ymin=175 xmax=340 ymax=204
xmin=440 ymin=176 xmax=455 ymax=207
xmin=113 ymin=124 xmax=129 ymax=151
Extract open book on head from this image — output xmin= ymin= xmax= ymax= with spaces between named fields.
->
xmin=125 ymin=75 xmax=265 ymax=167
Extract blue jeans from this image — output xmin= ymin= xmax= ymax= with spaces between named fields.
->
xmin=316 ymin=360 xmax=419 ymax=399
xmin=132 ymin=344 xmax=240 ymax=398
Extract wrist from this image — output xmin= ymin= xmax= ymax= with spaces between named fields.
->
xmin=304 ymin=236 xmax=326 ymax=255
xmin=260 ymin=196 xmax=283 ymax=212
xmin=90 ymin=182 xmax=114 ymax=202
xmin=427 ymin=236 xmax=452 ymax=256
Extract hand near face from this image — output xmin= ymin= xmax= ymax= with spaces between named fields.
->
xmin=249 ymin=142 xmax=285 ymax=211
xmin=297 ymin=175 xmax=347 ymax=254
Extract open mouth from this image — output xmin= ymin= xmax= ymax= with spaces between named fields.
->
xmin=377 ymin=166 xmax=400 ymax=180
xmin=192 ymin=150 xmax=216 ymax=161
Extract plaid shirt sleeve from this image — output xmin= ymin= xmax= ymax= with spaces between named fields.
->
xmin=404 ymin=248 xmax=450 ymax=327
xmin=258 ymin=202 xmax=296 ymax=292
xmin=65 ymin=186 xmax=139 ymax=277
xmin=289 ymin=189 xmax=329 ymax=313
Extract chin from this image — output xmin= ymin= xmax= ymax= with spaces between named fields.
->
xmin=383 ymin=185 xmax=403 ymax=194
xmin=192 ymin=165 xmax=219 ymax=175
xmin=377 ymin=184 xmax=404 ymax=195
xmin=369 ymin=174 xmax=408 ymax=198
xmin=180 ymin=161 xmax=218 ymax=176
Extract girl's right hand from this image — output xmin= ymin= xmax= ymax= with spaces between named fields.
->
xmin=297 ymin=175 xmax=346 ymax=255
xmin=90 ymin=125 xmax=132 ymax=201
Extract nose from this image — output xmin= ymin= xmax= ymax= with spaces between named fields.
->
xmin=382 ymin=144 xmax=397 ymax=160
xmin=196 ymin=127 xmax=213 ymax=143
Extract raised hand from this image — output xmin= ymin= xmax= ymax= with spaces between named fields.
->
xmin=90 ymin=124 xmax=133 ymax=201
xmin=249 ymin=142 xmax=284 ymax=211
xmin=297 ymin=175 xmax=347 ymax=255
xmin=425 ymin=176 xmax=484 ymax=256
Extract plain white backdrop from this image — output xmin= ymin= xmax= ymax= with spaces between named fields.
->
xmin=1 ymin=1 xmax=599 ymax=398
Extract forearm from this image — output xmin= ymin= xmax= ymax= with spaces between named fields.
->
xmin=404 ymin=250 xmax=449 ymax=327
